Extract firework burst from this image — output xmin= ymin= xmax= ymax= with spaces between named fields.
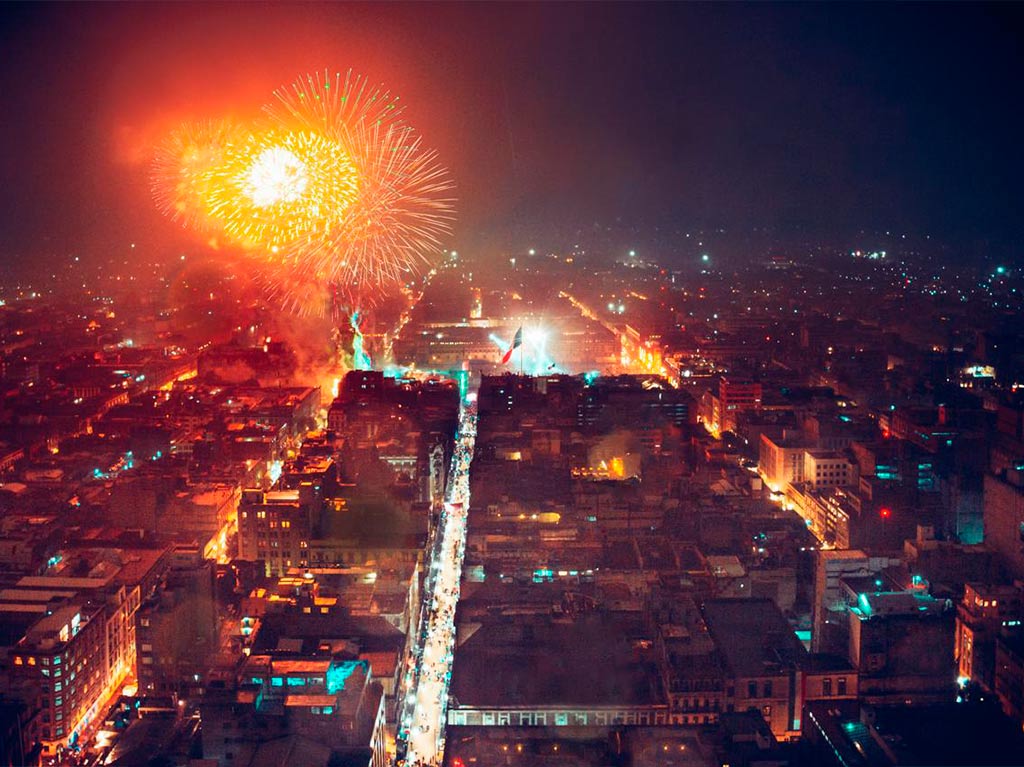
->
xmin=267 ymin=70 xmax=455 ymax=309
xmin=150 ymin=119 xmax=243 ymax=234
xmin=205 ymin=128 xmax=360 ymax=253
xmin=151 ymin=69 xmax=455 ymax=318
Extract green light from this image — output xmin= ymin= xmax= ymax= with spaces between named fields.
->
xmin=326 ymin=660 xmax=365 ymax=693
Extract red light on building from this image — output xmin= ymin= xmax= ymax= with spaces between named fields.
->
xmin=880 ymin=507 xmax=892 ymax=519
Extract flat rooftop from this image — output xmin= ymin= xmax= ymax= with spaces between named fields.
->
xmin=450 ymin=611 xmax=662 ymax=708
xmin=702 ymin=599 xmax=807 ymax=678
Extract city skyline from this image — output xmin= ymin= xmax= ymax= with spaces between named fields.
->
xmin=3 ymin=5 xmax=1024 ymax=767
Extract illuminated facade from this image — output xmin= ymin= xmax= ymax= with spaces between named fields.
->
xmin=238 ymin=488 xmax=317 ymax=577
xmin=803 ymin=451 xmax=858 ymax=490
xmin=10 ymin=603 xmax=111 ymax=757
xmin=719 ymin=378 xmax=762 ymax=411
xmin=5 ymin=548 xmax=167 ymax=758
xmin=759 ymin=433 xmax=807 ymax=492
xmin=955 ymin=583 xmax=1024 ymax=691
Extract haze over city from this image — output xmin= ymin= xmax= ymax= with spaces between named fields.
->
xmin=1 ymin=4 xmax=1024 ymax=767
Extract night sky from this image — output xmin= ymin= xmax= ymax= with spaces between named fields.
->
xmin=1 ymin=2 xmax=1022 ymax=269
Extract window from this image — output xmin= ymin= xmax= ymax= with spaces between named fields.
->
xmin=748 ymin=681 xmax=757 ymax=698
xmin=837 ymin=677 xmax=847 ymax=696
xmin=271 ymin=677 xmax=283 ymax=687
xmin=286 ymin=677 xmax=306 ymax=687
xmin=763 ymin=681 xmax=772 ymax=698
xmin=822 ymin=678 xmax=832 ymax=696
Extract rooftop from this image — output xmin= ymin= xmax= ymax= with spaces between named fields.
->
xmin=702 ymin=599 xmax=807 ymax=678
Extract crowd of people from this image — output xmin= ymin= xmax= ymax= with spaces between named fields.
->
xmin=397 ymin=408 xmax=475 ymax=766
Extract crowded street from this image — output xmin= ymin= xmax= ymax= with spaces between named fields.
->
xmin=398 ymin=395 xmax=476 ymax=766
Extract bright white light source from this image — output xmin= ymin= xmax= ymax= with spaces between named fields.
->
xmin=244 ymin=147 xmax=308 ymax=206
xmin=525 ymin=328 xmax=547 ymax=347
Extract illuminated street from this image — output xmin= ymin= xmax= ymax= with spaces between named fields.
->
xmin=400 ymin=394 xmax=476 ymax=766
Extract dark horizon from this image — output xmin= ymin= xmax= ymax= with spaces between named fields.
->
xmin=1 ymin=2 xmax=1022 ymax=269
